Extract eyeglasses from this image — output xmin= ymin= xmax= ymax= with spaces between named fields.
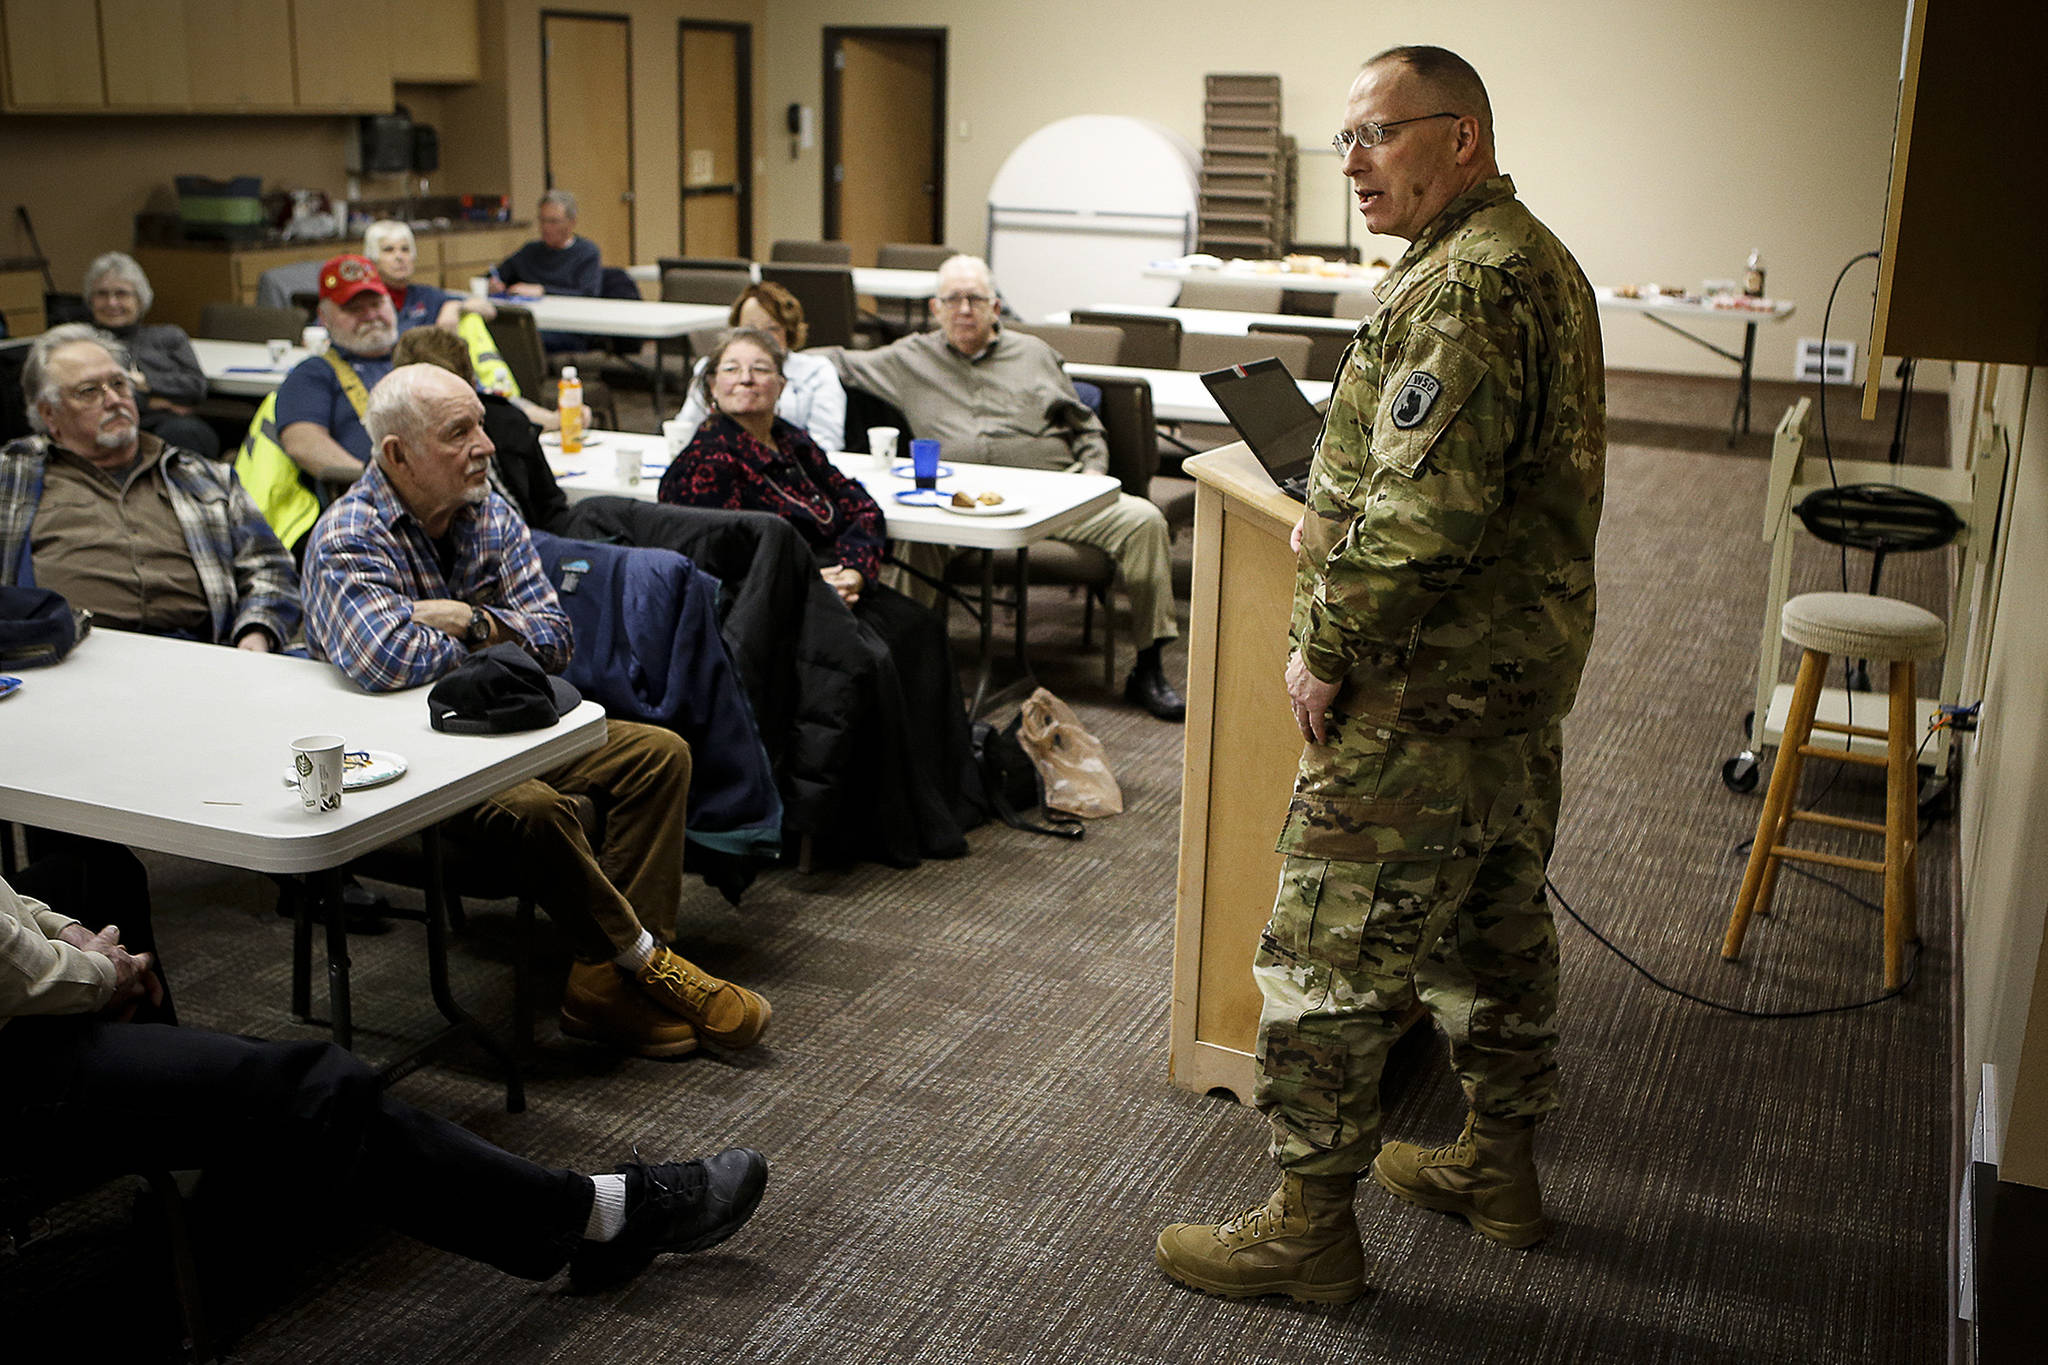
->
xmin=64 ymin=374 xmax=134 ymax=406
xmin=936 ymin=292 xmax=994 ymax=310
xmin=1330 ymin=112 xmax=1460 ymax=153
xmin=715 ymin=361 xmax=780 ymax=380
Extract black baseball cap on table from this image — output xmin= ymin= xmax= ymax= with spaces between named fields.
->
xmin=428 ymin=642 xmax=581 ymax=734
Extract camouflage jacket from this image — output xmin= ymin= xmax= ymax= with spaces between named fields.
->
xmin=1291 ymin=175 xmax=1605 ymax=746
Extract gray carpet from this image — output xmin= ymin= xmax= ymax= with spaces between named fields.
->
xmin=3 ymin=371 xmax=1952 ymax=1363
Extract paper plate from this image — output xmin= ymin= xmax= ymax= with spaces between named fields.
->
xmin=890 ymin=462 xmax=954 ymax=479
xmin=542 ymin=432 xmax=607 ymax=448
xmin=943 ymin=498 xmax=1027 ymax=517
xmin=279 ymin=749 xmax=408 ymax=792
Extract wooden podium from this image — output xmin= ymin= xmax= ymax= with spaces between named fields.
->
xmin=1170 ymin=443 xmax=1307 ymax=1103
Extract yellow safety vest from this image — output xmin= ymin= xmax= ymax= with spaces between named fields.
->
xmin=232 ymin=391 xmax=320 ymax=552
xmin=459 ymin=311 xmax=520 ymax=399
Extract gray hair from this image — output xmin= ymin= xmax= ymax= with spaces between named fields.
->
xmin=695 ymin=327 xmax=788 ymax=412
xmin=539 ymin=189 xmax=579 ymax=219
xmin=82 ymin=251 xmax=153 ymax=314
xmin=364 ymin=364 xmax=445 ymax=464
xmin=22 ymin=323 xmax=128 ymax=435
xmin=937 ymin=254 xmax=995 ymax=294
xmin=363 ymin=219 xmax=415 ymax=257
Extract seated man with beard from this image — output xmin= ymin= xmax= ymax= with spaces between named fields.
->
xmin=274 ymin=254 xmax=400 ymax=487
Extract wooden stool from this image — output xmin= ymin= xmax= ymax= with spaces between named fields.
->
xmin=1723 ymin=591 xmax=1946 ymax=988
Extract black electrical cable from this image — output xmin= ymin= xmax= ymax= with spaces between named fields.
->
xmin=1553 ymin=728 xmax=1946 ymax=1018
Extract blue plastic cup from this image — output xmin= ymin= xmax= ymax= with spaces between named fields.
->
xmin=911 ymin=438 xmax=941 ymax=489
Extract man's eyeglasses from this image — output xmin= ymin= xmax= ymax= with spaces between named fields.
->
xmin=1330 ymin=112 xmax=1460 ymax=153
xmin=936 ymin=292 xmax=994 ymax=310
xmin=64 ymin=374 xmax=134 ymax=406
xmin=715 ymin=362 xmax=779 ymax=380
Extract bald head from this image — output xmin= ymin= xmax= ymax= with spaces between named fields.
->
xmin=1362 ymin=45 xmax=1494 ymax=158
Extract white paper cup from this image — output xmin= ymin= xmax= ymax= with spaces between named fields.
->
xmin=867 ymin=425 xmax=899 ymax=473
xmin=290 ymin=734 xmax=345 ymax=813
xmin=266 ymin=338 xmax=291 ymax=367
xmin=300 ymin=326 xmax=330 ymax=357
xmin=661 ymin=417 xmax=689 ymax=459
xmin=469 ymin=276 xmax=490 ymax=298
xmin=616 ymin=444 xmax=643 ymax=487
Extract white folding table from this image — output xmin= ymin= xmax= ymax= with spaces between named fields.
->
xmin=1047 ymin=304 xmax=1361 ymax=336
xmin=193 ymin=337 xmax=304 ymax=396
xmin=1142 ymin=262 xmax=1387 ymax=297
xmin=623 ymin=262 xmax=940 ymax=302
xmin=1594 ymin=288 xmax=1797 ymax=442
xmin=1062 ymin=362 xmax=1332 ymax=425
xmin=0 ymin=630 xmax=608 ymax=1109
xmin=545 ymin=433 xmax=1119 ymax=711
xmin=511 ymin=296 xmax=730 ymax=413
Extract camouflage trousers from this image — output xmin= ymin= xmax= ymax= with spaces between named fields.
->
xmin=1254 ymin=726 xmax=1563 ymax=1176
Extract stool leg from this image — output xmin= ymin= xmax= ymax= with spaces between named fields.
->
xmin=1884 ymin=660 xmax=1917 ymax=989
xmin=1726 ymin=648 xmax=1829 ymax=961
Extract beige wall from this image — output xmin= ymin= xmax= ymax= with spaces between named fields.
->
xmin=1956 ymin=363 xmax=2048 ymax=1184
xmin=756 ymin=0 xmax=1916 ymax=386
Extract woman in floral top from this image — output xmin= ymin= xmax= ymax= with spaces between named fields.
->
xmin=658 ymin=329 xmax=882 ymax=607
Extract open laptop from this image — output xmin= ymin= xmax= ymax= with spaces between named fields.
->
xmin=1200 ymin=358 xmax=1325 ymax=502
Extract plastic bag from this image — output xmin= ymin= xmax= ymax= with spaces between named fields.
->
xmin=1016 ymin=687 xmax=1123 ymax=819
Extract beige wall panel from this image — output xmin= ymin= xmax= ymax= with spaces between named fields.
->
xmin=756 ymin=0 xmax=1924 ymax=388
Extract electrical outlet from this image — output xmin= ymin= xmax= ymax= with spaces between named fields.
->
xmin=1795 ymin=337 xmax=1856 ymax=384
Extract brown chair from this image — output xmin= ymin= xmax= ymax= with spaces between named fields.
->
xmin=770 ymin=239 xmax=852 ymax=264
xmin=1005 ymin=321 xmax=1125 ymax=366
xmin=875 ymin=243 xmax=956 ymax=270
xmin=942 ymin=373 xmax=1159 ymax=689
xmin=661 ymin=267 xmax=751 ymax=307
xmin=1175 ymin=277 xmax=1284 ymax=312
xmin=1070 ymin=310 xmax=1181 ymax=369
xmin=657 ymin=255 xmax=752 ymax=275
xmin=486 ymin=306 xmax=617 ymax=429
xmin=1249 ymin=322 xmax=1357 ymax=382
xmin=760 ymin=263 xmax=858 ymax=349
xmin=1178 ymin=330 xmax=1312 ymax=378
xmin=197 ymin=303 xmax=307 ymax=343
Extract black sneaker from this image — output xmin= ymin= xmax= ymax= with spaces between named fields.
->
xmin=568 ymin=1147 xmax=769 ymax=1292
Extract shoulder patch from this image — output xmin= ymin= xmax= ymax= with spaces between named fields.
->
xmin=1389 ymin=371 xmax=1441 ymax=429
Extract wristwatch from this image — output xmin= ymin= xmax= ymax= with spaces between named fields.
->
xmin=465 ymin=606 xmax=491 ymax=648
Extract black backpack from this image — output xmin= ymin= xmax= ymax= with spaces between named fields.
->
xmin=971 ymin=716 xmax=1082 ymax=840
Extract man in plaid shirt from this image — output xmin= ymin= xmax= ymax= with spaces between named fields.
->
xmin=2 ymin=325 xmax=299 ymax=650
xmin=302 ymin=364 xmax=772 ymax=1060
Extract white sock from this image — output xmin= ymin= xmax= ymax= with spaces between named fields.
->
xmin=612 ymin=929 xmax=656 ymax=972
xmin=582 ymin=1173 xmax=629 ymax=1241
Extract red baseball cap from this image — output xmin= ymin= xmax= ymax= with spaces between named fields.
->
xmin=319 ymin=254 xmax=390 ymax=307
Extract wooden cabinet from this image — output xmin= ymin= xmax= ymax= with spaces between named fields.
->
xmin=0 ymin=266 xmax=46 ymax=339
xmin=1 ymin=0 xmax=106 ymax=109
xmin=100 ymin=0 xmax=192 ymax=108
xmin=390 ymin=0 xmax=480 ymax=85
xmin=0 ymin=0 xmax=472 ymax=113
xmin=1864 ymin=0 xmax=2048 ymax=415
xmin=186 ymin=0 xmax=295 ymax=111
xmin=290 ymin=0 xmax=389 ymax=112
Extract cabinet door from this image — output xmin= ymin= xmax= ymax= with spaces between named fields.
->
xmin=390 ymin=0 xmax=478 ymax=84
xmin=291 ymin=0 xmax=388 ymax=111
xmin=185 ymin=0 xmax=294 ymax=110
xmin=100 ymin=0 xmax=192 ymax=107
xmin=2 ymin=0 xmax=106 ymax=109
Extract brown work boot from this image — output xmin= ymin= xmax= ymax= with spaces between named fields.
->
xmin=1155 ymin=1172 xmax=1366 ymax=1303
xmin=1371 ymin=1111 xmax=1546 ymax=1248
xmin=560 ymin=962 xmax=699 ymax=1058
xmin=631 ymin=945 xmax=772 ymax=1048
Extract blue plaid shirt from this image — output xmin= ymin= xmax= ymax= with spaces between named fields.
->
xmin=302 ymin=459 xmax=571 ymax=693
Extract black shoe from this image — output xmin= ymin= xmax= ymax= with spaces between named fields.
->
xmin=1124 ymin=662 xmax=1187 ymax=722
xmin=568 ymin=1147 xmax=769 ymax=1292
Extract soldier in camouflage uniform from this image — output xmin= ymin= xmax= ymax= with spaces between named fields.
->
xmin=1157 ymin=45 xmax=1605 ymax=1304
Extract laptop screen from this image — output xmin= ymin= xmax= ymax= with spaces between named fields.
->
xmin=1200 ymin=358 xmax=1325 ymax=497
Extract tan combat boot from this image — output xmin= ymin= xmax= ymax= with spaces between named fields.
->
xmin=1155 ymin=1172 xmax=1366 ymax=1303
xmin=1370 ymin=1112 xmax=1546 ymax=1248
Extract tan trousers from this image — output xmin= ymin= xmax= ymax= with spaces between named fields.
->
xmin=439 ymin=720 xmax=691 ymax=961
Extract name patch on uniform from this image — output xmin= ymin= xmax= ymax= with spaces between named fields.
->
xmin=1389 ymin=370 xmax=1442 ymax=429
